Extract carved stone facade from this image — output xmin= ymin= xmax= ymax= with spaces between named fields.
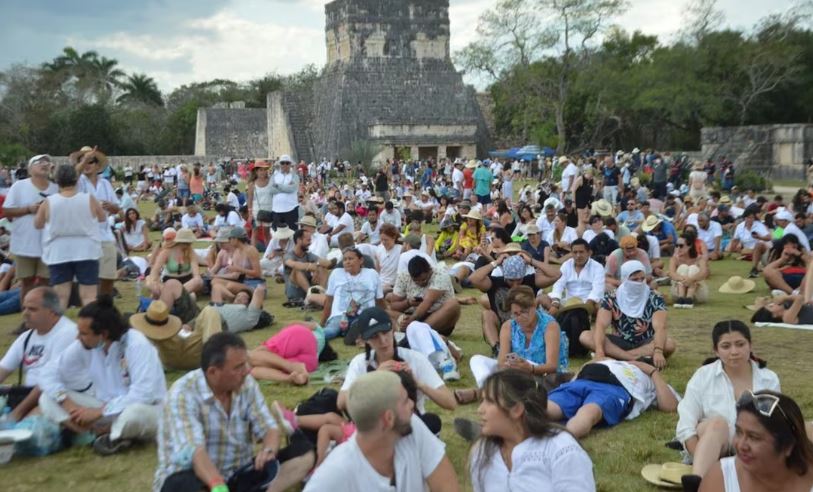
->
xmin=701 ymin=124 xmax=813 ymax=179
xmin=195 ymin=0 xmax=489 ymax=163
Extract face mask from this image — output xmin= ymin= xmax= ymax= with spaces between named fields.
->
xmin=625 ymin=280 xmax=648 ymax=296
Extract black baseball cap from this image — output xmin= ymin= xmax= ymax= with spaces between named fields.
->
xmin=343 ymin=307 xmax=392 ymax=345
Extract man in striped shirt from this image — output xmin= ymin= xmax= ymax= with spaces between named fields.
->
xmin=153 ymin=332 xmax=314 ymax=492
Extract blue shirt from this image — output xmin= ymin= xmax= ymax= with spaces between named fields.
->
xmin=655 ymin=220 xmax=677 ymax=245
xmin=510 ymin=309 xmax=569 ymax=373
xmin=617 ymin=210 xmax=644 ymax=230
xmin=473 ymin=167 xmax=492 ymax=196
xmin=521 ymin=238 xmax=549 ymax=262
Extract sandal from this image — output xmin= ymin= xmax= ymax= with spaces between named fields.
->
xmin=283 ymin=299 xmax=305 ymax=308
xmin=454 ymin=388 xmax=479 ymax=405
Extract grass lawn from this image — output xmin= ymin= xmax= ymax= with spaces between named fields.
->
xmin=2 ymin=197 xmax=813 ymax=491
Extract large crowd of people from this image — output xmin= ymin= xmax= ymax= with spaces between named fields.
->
xmin=1 ymin=148 xmax=812 ymax=491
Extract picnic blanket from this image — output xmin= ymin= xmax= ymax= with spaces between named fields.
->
xmin=755 ymin=322 xmax=813 ymax=332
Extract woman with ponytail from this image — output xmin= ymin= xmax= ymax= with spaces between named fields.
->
xmin=675 ymin=320 xmax=780 ymax=480
xmin=469 ymin=369 xmax=595 ymax=492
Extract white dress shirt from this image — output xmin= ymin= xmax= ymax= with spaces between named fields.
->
xmin=550 ymin=258 xmax=605 ymax=303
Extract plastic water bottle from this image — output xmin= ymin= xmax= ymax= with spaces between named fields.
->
xmin=135 ymin=275 xmax=144 ymax=297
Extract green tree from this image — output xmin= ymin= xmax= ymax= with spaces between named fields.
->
xmin=117 ymin=73 xmax=164 ymax=107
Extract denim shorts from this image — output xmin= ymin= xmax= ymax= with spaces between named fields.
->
xmin=49 ymin=260 xmax=99 ymax=286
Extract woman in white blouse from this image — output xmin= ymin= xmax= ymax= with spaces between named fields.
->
xmin=469 ymin=369 xmax=595 ymax=492
xmin=676 ymin=320 xmax=780 ymax=479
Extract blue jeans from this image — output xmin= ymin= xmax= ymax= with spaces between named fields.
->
xmin=0 ymin=289 xmax=21 ymax=315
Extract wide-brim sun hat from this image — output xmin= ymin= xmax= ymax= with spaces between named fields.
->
xmin=130 ymin=300 xmax=182 ymax=341
xmin=719 ymin=275 xmax=756 ymax=294
xmin=463 ymin=209 xmax=483 ymax=221
xmin=558 ymin=297 xmax=595 ymax=316
xmin=274 ymin=226 xmax=294 ymax=240
xmin=500 ymin=243 xmax=523 ymax=254
xmin=641 ymin=215 xmax=662 ymax=232
xmin=70 ymin=146 xmax=109 ymax=171
xmin=641 ymin=462 xmax=692 ymax=489
xmin=592 ymin=199 xmax=613 ymax=217
xmin=298 ymin=216 xmax=318 ymax=228
xmin=173 ymin=228 xmax=197 ymax=244
xmin=465 ymin=160 xmax=477 ymax=169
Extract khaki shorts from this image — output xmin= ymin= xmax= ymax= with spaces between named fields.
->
xmin=99 ymin=241 xmax=118 ymax=280
xmin=15 ymin=255 xmax=49 ymax=280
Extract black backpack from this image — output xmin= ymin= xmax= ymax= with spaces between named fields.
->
xmin=589 ymin=233 xmax=618 ymax=266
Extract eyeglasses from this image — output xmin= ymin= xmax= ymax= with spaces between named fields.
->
xmin=736 ymin=390 xmax=795 ymax=430
xmin=676 ymin=243 xmax=687 ymax=247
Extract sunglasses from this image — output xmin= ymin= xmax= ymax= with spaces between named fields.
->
xmin=676 ymin=243 xmax=687 ymax=247
xmin=736 ymin=390 xmax=794 ymax=430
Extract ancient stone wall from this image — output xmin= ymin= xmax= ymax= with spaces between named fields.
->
xmin=701 ymin=124 xmax=813 ymax=179
xmin=49 ymin=155 xmax=230 ymax=169
xmin=194 ymin=108 xmax=268 ymax=158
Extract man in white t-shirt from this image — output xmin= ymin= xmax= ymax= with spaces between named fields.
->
xmin=0 ymin=287 xmax=81 ymax=422
xmin=325 ymin=201 xmax=355 ymax=247
xmin=358 ymin=208 xmax=383 ymax=245
xmin=3 ymin=155 xmax=58 ymax=298
xmin=693 ymin=213 xmax=724 ymax=260
xmin=306 ymin=370 xmax=459 ymax=492
xmin=451 ymin=161 xmax=464 ymax=197
xmin=560 ymin=158 xmax=579 ymax=197
xmin=180 ymin=205 xmax=207 ymax=237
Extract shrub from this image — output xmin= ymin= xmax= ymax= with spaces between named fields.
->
xmin=734 ymin=170 xmax=768 ymax=192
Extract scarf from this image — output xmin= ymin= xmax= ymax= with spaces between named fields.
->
xmin=616 ymin=260 xmax=650 ymax=318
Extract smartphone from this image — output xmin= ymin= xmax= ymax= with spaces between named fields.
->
xmin=414 ymin=296 xmax=423 ymax=303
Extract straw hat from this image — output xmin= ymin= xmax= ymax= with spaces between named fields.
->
xmin=692 ymin=161 xmax=704 ymax=170
xmin=719 ymin=276 xmax=756 ymax=294
xmin=254 ymin=160 xmax=271 ymax=168
xmin=641 ymin=462 xmax=693 ymax=489
xmin=274 ymin=225 xmax=294 ymax=240
xmin=641 ymin=215 xmax=662 ymax=232
xmin=465 ymin=160 xmax=478 ymax=169
xmin=172 ymin=228 xmax=197 ymax=244
xmin=745 ymin=296 xmax=772 ymax=311
xmin=463 ymin=209 xmax=483 ymax=221
xmin=592 ymin=199 xmax=614 ymax=217
xmin=500 ymin=243 xmax=522 ymax=254
xmin=558 ymin=297 xmax=595 ymax=315
xmin=130 ymin=301 xmax=182 ymax=341
xmin=298 ymin=216 xmax=318 ymax=228
xmin=70 ymin=146 xmax=109 ymax=171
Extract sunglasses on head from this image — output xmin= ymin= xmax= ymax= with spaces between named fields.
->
xmin=737 ymin=390 xmax=794 ymax=430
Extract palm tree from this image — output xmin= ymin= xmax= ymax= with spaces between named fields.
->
xmin=117 ymin=73 xmax=164 ymax=107
xmin=41 ymin=47 xmax=124 ymax=104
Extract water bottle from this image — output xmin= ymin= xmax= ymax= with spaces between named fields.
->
xmin=135 ymin=275 xmax=144 ymax=297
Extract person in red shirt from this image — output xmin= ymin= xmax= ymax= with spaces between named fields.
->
xmin=463 ymin=162 xmax=475 ymax=200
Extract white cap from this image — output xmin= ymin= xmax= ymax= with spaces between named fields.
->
xmin=278 ymin=155 xmax=293 ymax=163
xmin=775 ymin=209 xmax=794 ymax=222
xmin=28 ymin=154 xmax=52 ymax=168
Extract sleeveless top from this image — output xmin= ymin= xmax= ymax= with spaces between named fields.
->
xmin=42 ymin=193 xmax=101 ymax=265
xmin=166 ymin=253 xmax=192 ymax=275
xmin=721 ymin=457 xmax=813 ymax=492
xmin=575 ymin=177 xmax=593 ymax=208
xmin=509 ymin=309 xmax=569 ymax=372
xmin=252 ymin=179 xmax=273 ymax=217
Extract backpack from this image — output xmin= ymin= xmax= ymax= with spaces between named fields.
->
xmin=589 ymin=233 xmax=618 ymax=265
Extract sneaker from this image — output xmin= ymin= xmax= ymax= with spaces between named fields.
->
xmin=270 ymin=401 xmax=298 ymax=437
xmin=673 ymin=298 xmax=684 ymax=308
xmin=429 ymin=352 xmax=460 ymax=381
xmin=748 ymin=268 xmax=760 ymax=279
xmin=684 ymin=299 xmax=694 ymax=309
xmin=771 ymin=289 xmax=786 ymax=298
xmin=92 ymin=434 xmax=133 ymax=456
xmin=453 ymin=418 xmax=482 ymax=442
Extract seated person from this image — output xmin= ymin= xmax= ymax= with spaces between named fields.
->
xmin=357 ymin=207 xmax=382 ymax=245
xmin=249 ymin=322 xmax=326 ymax=385
xmin=0 ymin=287 xmax=80 ymax=423
xmin=638 ymin=231 xmax=666 ymax=279
xmin=453 ymin=209 xmax=485 ymax=259
xmin=387 ymin=256 xmax=461 ymax=336
xmin=540 ymin=239 xmax=605 ymax=355
xmin=616 ymin=199 xmax=644 ymax=231
xmin=306 ymin=370 xmax=458 ymax=492
xmin=131 ymin=300 xmax=224 ymax=371
xmin=545 ymin=211 xmax=579 ymax=264
xmin=435 ymin=218 xmax=459 ymax=259
xmin=119 ymin=208 xmax=150 ymax=252
xmin=211 ymin=203 xmax=244 ymax=234
xmin=761 ymin=234 xmax=808 ymax=295
xmin=670 ymin=232 xmax=710 ymax=308
xmin=457 ymin=286 xmax=569 ymax=405
xmin=580 ymin=260 xmax=675 ymax=367
xmin=150 ymin=199 xmax=179 ymax=231
xmin=468 ymin=369 xmax=595 ymax=492
xmin=642 ymin=215 xmax=677 ymax=257
xmin=698 ymin=390 xmax=813 ymax=492
xmin=547 ymin=359 xmax=679 ymax=438
xmin=180 ymin=205 xmax=207 ymax=238
xmin=520 ymin=224 xmax=550 ymax=262
xmin=581 ymin=214 xmax=613 ymax=244
xmin=210 ymin=227 xmax=264 ymax=296
xmin=604 ymin=235 xmax=652 ymax=289
xmin=729 ymin=207 xmax=770 ymax=262
xmin=675 ymin=320 xmax=780 ymax=478
xmin=690 ymin=212 xmax=724 ymax=261
xmin=154 ymin=332 xmax=315 ymax=492
xmin=319 ymin=247 xmax=384 ymax=340
xmin=147 ymin=227 xmax=205 ymax=298
xmin=469 ymin=253 xmax=560 ymax=356
xmin=281 ymin=230 xmax=330 ymax=304
xmin=322 ymin=200 xmax=355 ymax=248
xmin=39 ymin=296 xmax=166 ymax=455
xmin=260 ymin=225 xmax=294 ymax=279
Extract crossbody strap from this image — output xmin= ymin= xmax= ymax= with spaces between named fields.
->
xmin=18 ymin=329 xmax=34 ymax=386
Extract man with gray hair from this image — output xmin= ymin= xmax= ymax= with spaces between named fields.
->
xmin=305 ymin=370 xmax=460 ymax=492
xmin=2 ymin=154 xmax=58 ymax=300
xmin=0 ymin=287 xmax=81 ymax=422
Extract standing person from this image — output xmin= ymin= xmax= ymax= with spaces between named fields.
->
xmin=675 ymin=320 xmax=780 ymax=480
xmin=72 ymin=147 xmax=120 ymax=297
xmin=270 ymin=155 xmax=300 ymax=231
xmin=469 ymin=369 xmax=595 ymax=492
xmin=560 ymin=157 xmax=579 ymax=201
xmin=247 ymin=160 xmax=273 ymax=243
xmin=463 ymin=161 xmax=475 ymax=200
xmin=601 ymin=156 xmax=621 ymax=205
xmin=307 ymin=370 xmax=460 ymax=492
xmin=688 ymin=161 xmax=709 ymax=201
xmin=154 ymin=332 xmax=315 ymax=492
xmin=652 ymin=158 xmax=669 ymax=200
xmin=374 ymin=166 xmax=389 ymax=201
xmin=39 ymin=296 xmax=166 ymax=455
xmin=3 ymin=154 xmax=58 ymax=301
xmin=452 ymin=160 xmax=464 ymax=198
xmin=473 ymin=161 xmax=493 ymax=206
xmin=35 ymin=164 xmax=106 ymax=308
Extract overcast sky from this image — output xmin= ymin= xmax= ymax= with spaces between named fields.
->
xmin=0 ymin=0 xmax=798 ymax=92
